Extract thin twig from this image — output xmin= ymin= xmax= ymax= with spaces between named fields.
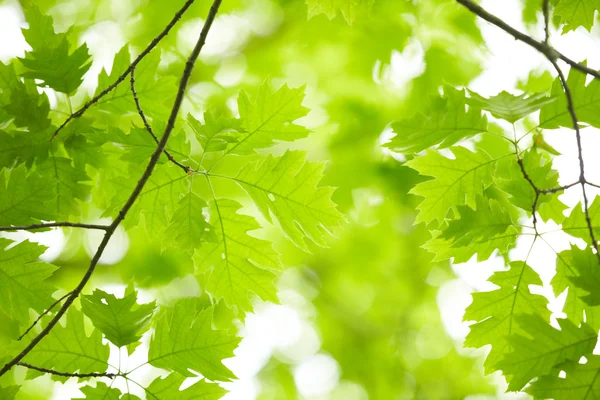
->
xmin=50 ymin=0 xmax=196 ymax=141
xmin=542 ymin=0 xmax=551 ymax=44
xmin=130 ymin=68 xmax=192 ymax=174
xmin=16 ymin=362 xmax=118 ymax=378
xmin=0 ymin=0 xmax=223 ymax=378
xmin=0 ymin=222 xmax=109 ymax=232
xmin=549 ymin=58 xmax=600 ymax=262
xmin=456 ymin=0 xmax=600 ymax=80
xmin=17 ymin=291 xmax=73 ymax=341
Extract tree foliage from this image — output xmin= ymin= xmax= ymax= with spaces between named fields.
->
xmin=2 ymin=0 xmax=600 ymax=399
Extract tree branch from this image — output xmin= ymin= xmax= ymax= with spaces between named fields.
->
xmin=542 ymin=0 xmax=551 ymax=44
xmin=130 ymin=68 xmax=192 ymax=174
xmin=0 ymin=0 xmax=223 ymax=378
xmin=0 ymin=222 xmax=109 ymax=232
xmin=549 ymin=58 xmax=600 ymax=262
xmin=456 ymin=0 xmax=600 ymax=80
xmin=50 ymin=0 xmax=197 ymax=141
xmin=16 ymin=362 xmax=118 ymax=378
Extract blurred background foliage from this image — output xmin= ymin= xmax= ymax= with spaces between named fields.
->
xmin=1 ymin=0 xmax=502 ymax=398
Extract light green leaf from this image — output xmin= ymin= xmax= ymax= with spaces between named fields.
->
xmin=146 ymin=373 xmax=225 ymax=400
xmin=163 ymin=192 xmax=216 ymax=254
xmin=40 ymin=156 xmax=90 ymax=219
xmin=0 ymin=386 xmax=19 ymax=400
xmin=464 ymin=262 xmax=549 ymax=371
xmin=81 ymin=288 xmax=156 ymax=348
xmin=0 ymin=62 xmax=51 ymax=131
xmin=528 ymin=355 xmax=600 ymax=399
xmin=540 ymin=63 xmax=600 ymax=129
xmin=194 ymin=199 xmax=281 ymax=312
xmin=76 ymin=383 xmax=122 ymax=400
xmin=306 ymin=0 xmax=375 ymax=24
xmin=406 ymin=146 xmax=498 ymax=224
xmin=19 ymin=7 xmax=91 ymax=94
xmin=497 ymin=314 xmax=597 ymax=391
xmin=555 ymin=0 xmax=600 ymax=32
xmin=467 ymin=90 xmax=556 ymax=123
xmin=188 ymin=112 xmax=242 ymax=154
xmin=441 ymin=196 xmax=514 ymax=247
xmin=148 ymin=299 xmax=239 ymax=381
xmin=387 ymin=87 xmax=488 ymax=154
xmin=21 ymin=308 xmax=109 ymax=382
xmin=235 ymin=150 xmax=344 ymax=250
xmin=563 ymin=198 xmax=600 ymax=244
xmin=0 ymin=165 xmax=57 ymax=226
xmin=229 ymin=83 xmax=309 ymax=155
xmin=554 ymin=246 xmax=600 ymax=329
xmin=0 ymin=239 xmax=57 ymax=326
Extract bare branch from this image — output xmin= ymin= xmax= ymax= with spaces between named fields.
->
xmin=0 ymin=0 xmax=223 ymax=378
xmin=17 ymin=362 xmax=118 ymax=378
xmin=50 ymin=0 xmax=196 ymax=141
xmin=456 ymin=0 xmax=600 ymax=80
xmin=130 ymin=68 xmax=192 ymax=174
xmin=542 ymin=0 xmax=551 ymax=44
xmin=548 ymin=58 xmax=600 ymax=262
xmin=0 ymin=222 xmax=109 ymax=232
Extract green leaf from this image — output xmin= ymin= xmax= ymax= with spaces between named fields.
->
xmin=146 ymin=373 xmax=225 ymax=400
xmin=0 ymin=165 xmax=57 ymax=225
xmin=563 ymin=198 xmax=600 ymax=244
xmin=555 ymin=0 xmax=600 ymax=32
xmin=194 ymin=199 xmax=281 ymax=313
xmin=19 ymin=7 xmax=91 ymax=94
xmin=464 ymin=261 xmax=549 ymax=371
xmin=554 ymin=246 xmax=600 ymax=329
xmin=163 ymin=192 xmax=216 ymax=254
xmin=228 ymin=83 xmax=309 ymax=155
xmin=235 ymin=150 xmax=345 ymax=250
xmin=188 ymin=112 xmax=242 ymax=154
xmin=148 ymin=299 xmax=239 ymax=381
xmin=21 ymin=308 xmax=109 ymax=382
xmin=76 ymin=383 xmax=122 ymax=400
xmin=528 ymin=355 xmax=600 ymax=399
xmin=0 ymin=386 xmax=19 ymax=400
xmin=440 ymin=196 xmax=514 ymax=247
xmin=306 ymin=0 xmax=375 ymax=24
xmin=467 ymin=90 xmax=556 ymax=123
xmin=406 ymin=146 xmax=498 ymax=224
xmin=496 ymin=314 xmax=597 ymax=391
xmin=386 ymin=87 xmax=488 ymax=154
xmin=81 ymin=288 xmax=156 ymax=348
xmin=0 ymin=62 xmax=51 ymax=131
xmin=40 ymin=156 xmax=90 ymax=218
xmin=0 ymin=239 xmax=57 ymax=326
xmin=540 ymin=63 xmax=600 ymax=129
xmin=0 ymin=129 xmax=51 ymax=169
